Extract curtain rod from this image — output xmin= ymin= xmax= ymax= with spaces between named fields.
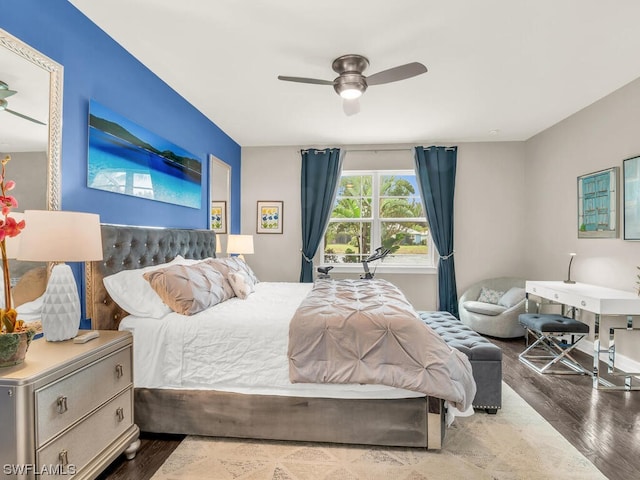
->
xmin=345 ymin=148 xmax=413 ymax=153
xmin=300 ymin=147 xmax=413 ymax=153
xmin=299 ymin=146 xmax=454 ymax=153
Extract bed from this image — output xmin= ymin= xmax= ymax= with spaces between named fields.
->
xmin=86 ymin=224 xmax=474 ymax=449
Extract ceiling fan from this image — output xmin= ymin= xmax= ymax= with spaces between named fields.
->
xmin=0 ymin=80 xmax=46 ymax=125
xmin=278 ymin=54 xmax=427 ymax=116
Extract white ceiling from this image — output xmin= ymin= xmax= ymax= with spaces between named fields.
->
xmin=66 ymin=1 xmax=640 ymax=147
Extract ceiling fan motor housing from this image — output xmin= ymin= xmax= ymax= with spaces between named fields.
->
xmin=331 ymin=54 xmax=369 ymax=75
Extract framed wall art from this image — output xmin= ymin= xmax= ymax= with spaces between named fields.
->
xmin=210 ymin=200 xmax=227 ymax=233
xmin=257 ymin=200 xmax=283 ymax=234
xmin=87 ymin=99 xmax=202 ymax=209
xmin=623 ymin=155 xmax=640 ymax=240
xmin=577 ymin=166 xmax=619 ymax=238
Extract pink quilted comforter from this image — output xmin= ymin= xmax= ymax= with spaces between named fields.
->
xmin=288 ymin=279 xmax=476 ymax=411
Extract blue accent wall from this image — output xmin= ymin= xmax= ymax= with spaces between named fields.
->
xmin=1 ymin=0 xmax=241 ymax=323
xmin=1 ymin=0 xmax=241 ymax=231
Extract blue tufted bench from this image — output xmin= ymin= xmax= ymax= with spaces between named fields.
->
xmin=418 ymin=311 xmax=502 ymax=413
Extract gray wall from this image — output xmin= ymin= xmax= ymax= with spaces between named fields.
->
xmin=0 ymin=150 xmax=48 ymax=282
xmin=525 ymin=76 xmax=640 ymax=363
xmin=0 ymin=150 xmax=47 ymax=211
xmin=240 ymin=142 xmax=527 ymax=310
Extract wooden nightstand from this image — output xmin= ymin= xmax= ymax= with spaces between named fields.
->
xmin=0 ymin=330 xmax=140 ymax=479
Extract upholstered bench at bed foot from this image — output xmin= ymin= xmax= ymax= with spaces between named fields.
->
xmin=418 ymin=311 xmax=503 ymax=414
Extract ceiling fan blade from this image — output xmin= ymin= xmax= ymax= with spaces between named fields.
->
xmin=5 ymin=108 xmax=46 ymax=125
xmin=0 ymin=89 xmax=17 ymax=100
xmin=343 ymin=98 xmax=360 ymax=116
xmin=366 ymin=62 xmax=428 ymax=86
xmin=0 ymin=80 xmax=17 ymax=99
xmin=277 ymin=75 xmax=334 ymax=86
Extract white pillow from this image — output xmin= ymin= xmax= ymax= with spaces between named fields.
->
xmin=103 ymin=255 xmax=192 ymax=318
xmin=498 ymin=287 xmax=526 ymax=308
xmin=463 ymin=301 xmax=507 ymax=316
xmin=228 ymin=271 xmax=255 ymax=299
xmin=15 ymin=293 xmax=45 ymax=322
xmin=229 ymin=256 xmax=259 ymax=284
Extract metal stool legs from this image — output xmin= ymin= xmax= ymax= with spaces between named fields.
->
xmin=519 ymin=329 xmax=590 ymax=375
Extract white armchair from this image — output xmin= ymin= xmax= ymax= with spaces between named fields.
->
xmin=458 ymin=277 xmax=526 ymax=338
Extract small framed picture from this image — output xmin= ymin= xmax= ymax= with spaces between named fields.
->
xmin=257 ymin=200 xmax=283 ymax=234
xmin=210 ymin=200 xmax=227 ymax=233
xmin=577 ymin=167 xmax=619 ymax=238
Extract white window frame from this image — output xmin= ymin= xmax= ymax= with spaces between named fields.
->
xmin=319 ymin=169 xmax=436 ymax=274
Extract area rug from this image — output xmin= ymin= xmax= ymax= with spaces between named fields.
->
xmin=150 ymin=383 xmax=605 ymax=480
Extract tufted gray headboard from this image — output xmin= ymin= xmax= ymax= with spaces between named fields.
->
xmin=86 ymin=224 xmax=217 ymax=330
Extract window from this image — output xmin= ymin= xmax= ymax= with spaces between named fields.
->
xmin=322 ymin=170 xmax=434 ymax=269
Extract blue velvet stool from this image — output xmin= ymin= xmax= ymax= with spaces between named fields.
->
xmin=518 ymin=313 xmax=590 ymax=375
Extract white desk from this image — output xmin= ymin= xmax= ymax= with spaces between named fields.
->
xmin=525 ymin=281 xmax=640 ymax=391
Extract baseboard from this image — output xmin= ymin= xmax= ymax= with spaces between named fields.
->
xmin=576 ymin=340 xmax=640 ymax=378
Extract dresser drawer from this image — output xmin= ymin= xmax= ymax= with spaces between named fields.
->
xmin=35 ymin=347 xmax=132 ymax=447
xmin=36 ymin=388 xmax=133 ymax=479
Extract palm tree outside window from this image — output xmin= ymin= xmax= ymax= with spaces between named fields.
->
xmin=321 ymin=170 xmax=433 ymax=268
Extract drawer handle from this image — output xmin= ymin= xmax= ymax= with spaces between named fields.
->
xmin=554 ymin=294 xmax=559 ymax=299
xmin=56 ymin=396 xmax=68 ymax=414
xmin=116 ymin=407 xmax=125 ymax=422
xmin=581 ymin=300 xmax=586 ymax=307
xmin=115 ymin=364 xmax=124 ymax=378
xmin=59 ymin=449 xmax=69 ymax=467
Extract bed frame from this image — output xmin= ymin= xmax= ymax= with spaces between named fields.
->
xmin=86 ymin=224 xmax=446 ymax=449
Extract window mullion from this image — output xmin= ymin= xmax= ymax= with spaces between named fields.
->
xmin=371 ymin=172 xmax=381 ymax=250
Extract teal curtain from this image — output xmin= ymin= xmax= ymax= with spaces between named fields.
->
xmin=413 ymin=146 xmax=459 ymax=317
xmin=300 ymin=148 xmax=343 ymax=282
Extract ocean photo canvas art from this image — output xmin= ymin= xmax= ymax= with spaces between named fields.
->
xmin=87 ymin=100 xmax=202 ymax=208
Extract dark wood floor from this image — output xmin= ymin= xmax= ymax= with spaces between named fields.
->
xmin=99 ymin=337 xmax=640 ymax=480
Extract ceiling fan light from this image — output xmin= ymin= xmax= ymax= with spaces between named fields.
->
xmin=339 ymin=87 xmax=363 ymax=100
xmin=334 ymin=77 xmax=367 ymax=100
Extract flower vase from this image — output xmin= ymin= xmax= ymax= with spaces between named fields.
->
xmin=0 ymin=329 xmax=35 ymax=367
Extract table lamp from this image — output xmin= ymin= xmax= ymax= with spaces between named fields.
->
xmin=564 ymin=252 xmax=577 ymax=284
xmin=226 ymin=234 xmax=254 ymax=261
xmin=17 ymin=210 xmax=103 ymax=341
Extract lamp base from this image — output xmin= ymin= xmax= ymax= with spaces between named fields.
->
xmin=563 ymin=280 xmax=576 ymax=284
xmin=42 ymin=263 xmax=81 ymax=342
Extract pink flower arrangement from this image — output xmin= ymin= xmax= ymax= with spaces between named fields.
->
xmin=0 ymin=155 xmax=26 ymax=333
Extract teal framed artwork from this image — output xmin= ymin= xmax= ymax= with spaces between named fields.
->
xmin=577 ymin=166 xmax=619 ymax=238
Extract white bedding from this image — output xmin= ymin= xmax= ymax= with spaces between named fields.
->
xmin=119 ymin=282 xmax=423 ymax=400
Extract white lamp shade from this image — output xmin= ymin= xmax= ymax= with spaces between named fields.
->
xmin=4 ymin=211 xmax=24 ymax=259
xmin=17 ymin=210 xmax=103 ymax=262
xmin=226 ymin=234 xmax=254 ymax=255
